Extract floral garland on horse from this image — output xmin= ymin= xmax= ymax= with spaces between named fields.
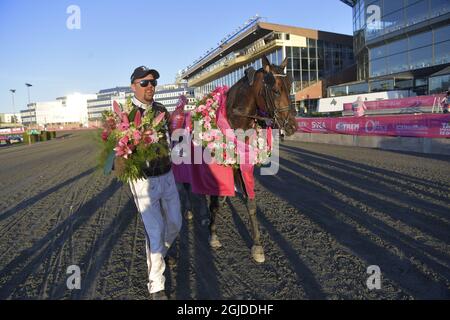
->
xmin=187 ymin=86 xmax=272 ymax=168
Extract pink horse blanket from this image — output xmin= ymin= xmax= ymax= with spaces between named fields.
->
xmin=172 ymin=98 xmax=257 ymax=199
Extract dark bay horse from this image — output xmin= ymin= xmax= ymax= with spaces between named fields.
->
xmin=182 ymin=55 xmax=298 ymax=263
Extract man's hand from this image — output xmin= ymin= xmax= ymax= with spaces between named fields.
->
xmin=113 ymin=157 xmax=126 ymax=178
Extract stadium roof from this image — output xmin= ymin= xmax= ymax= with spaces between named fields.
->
xmin=181 ymin=21 xmax=353 ymax=79
xmin=340 ymin=0 xmax=357 ymax=7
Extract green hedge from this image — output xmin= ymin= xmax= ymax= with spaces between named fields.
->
xmin=22 ymin=131 xmax=56 ymax=144
xmin=39 ymin=132 xmax=48 ymax=141
xmin=23 ymin=133 xmax=38 ymax=144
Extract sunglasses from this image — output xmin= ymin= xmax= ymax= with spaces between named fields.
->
xmin=137 ymin=79 xmax=157 ymax=87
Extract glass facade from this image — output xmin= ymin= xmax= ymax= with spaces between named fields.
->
xmin=328 ymin=81 xmax=370 ymax=97
xmin=370 ymin=79 xmax=394 ymax=92
xmin=287 ymin=39 xmax=354 ymax=92
xmin=195 ymin=36 xmax=353 ymax=98
xmin=350 ymin=0 xmax=450 ymax=83
xmin=368 ymin=24 xmax=450 ymax=77
xmin=362 ymin=0 xmax=450 ymax=41
xmin=429 ymin=73 xmax=450 ymax=94
xmin=328 ymin=77 xmax=420 ymax=96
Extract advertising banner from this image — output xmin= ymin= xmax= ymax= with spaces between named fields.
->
xmin=296 ymin=114 xmax=450 ymax=138
xmin=0 ymin=127 xmax=25 ymax=134
xmin=343 ymin=95 xmax=445 ymax=112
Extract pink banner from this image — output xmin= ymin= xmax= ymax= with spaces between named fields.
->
xmin=343 ymin=94 xmax=444 ymax=112
xmin=296 ymin=114 xmax=450 ymax=138
xmin=0 ymin=127 xmax=25 ymax=134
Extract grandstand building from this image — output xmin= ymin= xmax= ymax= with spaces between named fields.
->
xmin=178 ymin=17 xmax=355 ymax=112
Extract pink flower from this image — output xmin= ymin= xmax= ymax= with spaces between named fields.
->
xmin=132 ymin=130 xmax=141 ymax=145
xmin=118 ymin=122 xmax=130 ymax=131
xmin=113 ymin=101 xmax=123 ymax=117
xmin=114 ymin=136 xmax=133 ymax=159
xmin=143 ymin=129 xmax=158 ymax=145
xmin=153 ymin=112 xmax=166 ymax=127
xmin=134 ymin=110 xmax=142 ymax=127
xmin=212 ymin=86 xmax=228 ymax=106
xmin=117 ymin=113 xmax=130 ymax=131
xmin=101 ymin=130 xmax=109 ymax=141
xmin=106 ymin=117 xmax=116 ymax=130
xmin=212 ymin=130 xmax=223 ymax=141
xmin=203 ymin=131 xmax=213 ymax=142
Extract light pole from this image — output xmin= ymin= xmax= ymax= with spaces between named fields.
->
xmin=9 ymin=89 xmax=16 ymax=123
xmin=25 ymin=83 xmax=32 ymax=105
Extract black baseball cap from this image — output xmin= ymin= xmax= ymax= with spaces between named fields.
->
xmin=130 ymin=66 xmax=160 ymax=83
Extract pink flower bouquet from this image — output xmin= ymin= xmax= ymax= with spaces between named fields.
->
xmin=100 ymin=98 xmax=168 ymax=182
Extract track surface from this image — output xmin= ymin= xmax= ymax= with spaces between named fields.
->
xmin=0 ymin=130 xmax=449 ymax=299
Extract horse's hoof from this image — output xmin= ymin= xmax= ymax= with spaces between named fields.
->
xmin=209 ymin=235 xmax=222 ymax=248
xmin=251 ymin=245 xmax=265 ymax=263
xmin=185 ymin=210 xmax=193 ymax=220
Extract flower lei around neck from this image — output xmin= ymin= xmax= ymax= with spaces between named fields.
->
xmin=99 ymin=96 xmax=168 ymax=183
xmin=189 ymin=86 xmax=272 ymax=168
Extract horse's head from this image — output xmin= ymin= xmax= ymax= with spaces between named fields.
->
xmin=253 ymin=56 xmax=298 ymax=136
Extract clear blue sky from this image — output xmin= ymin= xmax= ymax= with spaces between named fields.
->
xmin=0 ymin=0 xmax=352 ymax=113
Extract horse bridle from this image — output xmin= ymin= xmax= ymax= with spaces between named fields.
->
xmin=261 ymin=71 xmax=292 ymax=130
xmin=233 ymin=69 xmax=293 ymax=130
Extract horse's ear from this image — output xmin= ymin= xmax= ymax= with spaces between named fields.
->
xmin=262 ymin=55 xmax=271 ymax=73
xmin=244 ymin=67 xmax=256 ymax=86
xmin=280 ymin=57 xmax=288 ymax=70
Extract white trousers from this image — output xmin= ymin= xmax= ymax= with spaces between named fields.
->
xmin=129 ymin=170 xmax=182 ymax=294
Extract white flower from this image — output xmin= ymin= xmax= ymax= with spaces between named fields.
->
xmin=257 ymin=137 xmax=265 ymax=147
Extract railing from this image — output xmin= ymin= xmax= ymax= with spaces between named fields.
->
xmin=187 ymin=32 xmax=282 ymax=84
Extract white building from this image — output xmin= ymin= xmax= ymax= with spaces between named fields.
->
xmin=21 ymin=93 xmax=97 ymax=127
xmin=87 ymin=84 xmax=196 ymax=126
xmin=154 ymin=82 xmax=195 ymax=112
xmin=87 ymin=87 xmax=133 ymax=123
xmin=0 ymin=113 xmax=22 ymax=124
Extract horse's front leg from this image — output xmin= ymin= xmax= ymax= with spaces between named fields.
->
xmin=181 ymin=183 xmax=193 ymax=220
xmin=247 ymin=197 xmax=265 ymax=263
xmin=209 ymin=195 xmax=226 ymax=248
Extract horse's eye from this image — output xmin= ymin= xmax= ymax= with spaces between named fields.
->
xmin=273 ymin=89 xmax=281 ymax=97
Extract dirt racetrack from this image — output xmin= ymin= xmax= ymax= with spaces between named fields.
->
xmin=0 ymin=130 xmax=449 ymax=299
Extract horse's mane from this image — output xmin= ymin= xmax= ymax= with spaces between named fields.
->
xmin=226 ymin=68 xmax=263 ymax=110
